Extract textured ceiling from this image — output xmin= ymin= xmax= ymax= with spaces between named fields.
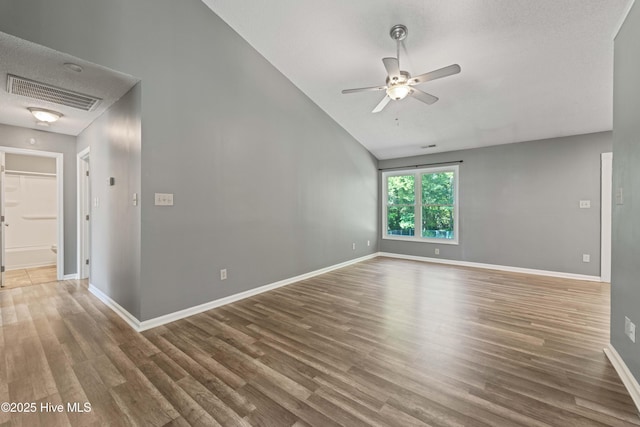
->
xmin=0 ymin=31 xmax=138 ymax=136
xmin=204 ymin=0 xmax=631 ymax=159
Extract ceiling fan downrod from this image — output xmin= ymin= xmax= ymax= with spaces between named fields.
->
xmin=389 ymin=24 xmax=407 ymax=64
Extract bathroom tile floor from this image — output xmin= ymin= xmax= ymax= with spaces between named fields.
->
xmin=2 ymin=265 xmax=57 ymax=289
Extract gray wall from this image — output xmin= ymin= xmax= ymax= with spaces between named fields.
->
xmin=0 ymin=0 xmax=378 ymax=321
xmin=77 ymin=84 xmax=141 ymax=319
xmin=0 ymin=123 xmax=76 ymax=275
xmin=612 ymin=1 xmax=640 ymax=381
xmin=379 ymin=132 xmax=611 ymax=276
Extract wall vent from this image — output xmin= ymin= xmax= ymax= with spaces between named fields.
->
xmin=7 ymin=74 xmax=101 ymax=111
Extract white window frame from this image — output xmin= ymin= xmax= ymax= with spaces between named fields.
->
xmin=382 ymin=165 xmax=459 ymax=245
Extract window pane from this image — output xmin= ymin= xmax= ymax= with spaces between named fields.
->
xmin=387 ymin=206 xmax=415 ymax=236
xmin=387 ymin=175 xmax=415 ymax=205
xmin=422 ymin=206 xmax=454 ymax=239
xmin=422 ymin=172 xmax=454 ymax=205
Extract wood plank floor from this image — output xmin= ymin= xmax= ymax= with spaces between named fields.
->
xmin=0 ymin=257 xmax=638 ymax=426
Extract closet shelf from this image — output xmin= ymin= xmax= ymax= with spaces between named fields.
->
xmin=5 ymin=170 xmax=56 ymax=177
xmin=22 ymin=215 xmax=57 ymax=220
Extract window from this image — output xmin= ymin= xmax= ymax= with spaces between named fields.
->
xmin=383 ymin=165 xmax=459 ymax=244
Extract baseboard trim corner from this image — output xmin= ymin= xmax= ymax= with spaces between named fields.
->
xmin=88 ymin=284 xmax=142 ymax=332
xmin=63 ymin=274 xmax=79 ymax=280
xmin=378 ymin=252 xmax=602 ymax=282
xmin=604 ymin=343 xmax=640 ymax=412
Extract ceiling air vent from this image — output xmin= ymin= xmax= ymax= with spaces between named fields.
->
xmin=7 ymin=74 xmax=101 ymax=111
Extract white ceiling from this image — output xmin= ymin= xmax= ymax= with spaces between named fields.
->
xmin=204 ymin=0 xmax=630 ymax=159
xmin=0 ymin=32 xmax=138 ymax=136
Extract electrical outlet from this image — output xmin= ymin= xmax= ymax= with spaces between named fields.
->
xmin=616 ymin=188 xmax=624 ymax=205
xmin=367 ymin=240 xmax=370 ymax=247
xmin=626 ymin=316 xmax=636 ymax=343
xmin=579 ymin=200 xmax=591 ymax=209
xmin=352 ymin=243 xmax=356 ymax=250
xmin=582 ymin=254 xmax=590 ymax=263
xmin=220 ymin=269 xmax=227 ymax=280
xmin=435 ymin=248 xmax=440 ymax=255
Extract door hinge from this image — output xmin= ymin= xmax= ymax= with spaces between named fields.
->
xmin=1 ymin=266 xmax=4 ymax=273
xmin=86 ymin=259 xmax=90 ymax=265
xmin=1 ymin=215 xmax=4 ymax=222
xmin=86 ymin=214 xmax=90 ymax=221
xmin=86 ymin=170 xmax=90 ymax=177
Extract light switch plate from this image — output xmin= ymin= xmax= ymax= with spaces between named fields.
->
xmin=155 ymin=193 xmax=174 ymax=206
xmin=616 ymin=188 xmax=624 ymax=205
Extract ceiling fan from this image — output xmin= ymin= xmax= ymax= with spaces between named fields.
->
xmin=342 ymin=24 xmax=461 ymax=113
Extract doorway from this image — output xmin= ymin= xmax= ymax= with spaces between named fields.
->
xmin=0 ymin=146 xmax=64 ymax=288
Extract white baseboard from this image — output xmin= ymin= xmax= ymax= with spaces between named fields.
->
xmin=63 ymin=274 xmax=78 ymax=280
xmin=604 ymin=344 xmax=640 ymax=413
xmin=88 ymin=284 xmax=142 ymax=331
xmin=90 ymin=253 xmax=378 ymax=332
xmin=89 ymin=251 xmax=603 ymax=333
xmin=378 ymin=252 xmax=602 ymax=282
xmin=138 ymin=253 xmax=378 ymax=331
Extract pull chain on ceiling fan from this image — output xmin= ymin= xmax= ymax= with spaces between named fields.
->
xmin=342 ymin=24 xmax=461 ymax=113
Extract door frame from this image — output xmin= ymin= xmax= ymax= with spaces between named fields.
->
xmin=0 ymin=146 xmax=64 ymax=280
xmin=601 ymin=152 xmax=612 ymax=283
xmin=77 ymin=147 xmax=90 ymax=279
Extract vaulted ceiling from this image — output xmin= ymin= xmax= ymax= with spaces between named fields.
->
xmin=204 ymin=0 xmax=631 ymax=159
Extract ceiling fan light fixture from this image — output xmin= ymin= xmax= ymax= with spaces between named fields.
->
xmin=387 ymin=85 xmax=411 ymax=101
xmin=28 ymin=107 xmax=62 ymax=123
xmin=342 ymin=24 xmax=460 ymax=113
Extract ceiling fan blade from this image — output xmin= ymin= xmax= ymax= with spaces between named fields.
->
xmin=372 ymin=95 xmax=391 ymax=113
xmin=409 ymin=64 xmax=461 ymax=85
xmin=342 ymin=85 xmax=387 ymax=94
xmin=409 ymin=88 xmax=439 ymax=105
xmin=382 ymin=57 xmax=401 ymax=79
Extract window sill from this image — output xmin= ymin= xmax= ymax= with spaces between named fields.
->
xmin=382 ymin=235 xmax=459 ymax=245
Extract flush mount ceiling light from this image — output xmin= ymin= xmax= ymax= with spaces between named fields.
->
xmin=28 ymin=107 xmax=62 ymax=123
